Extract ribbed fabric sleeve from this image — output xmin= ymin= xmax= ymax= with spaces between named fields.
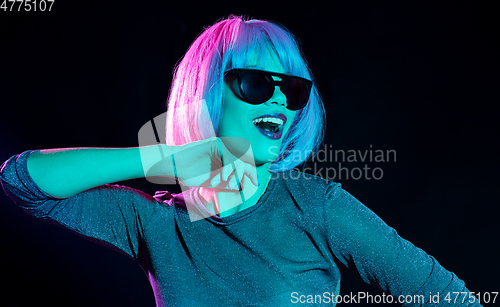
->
xmin=0 ymin=150 xmax=160 ymax=260
xmin=324 ymin=182 xmax=481 ymax=306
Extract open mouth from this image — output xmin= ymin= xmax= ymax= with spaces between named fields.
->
xmin=252 ymin=116 xmax=285 ymax=139
xmin=252 ymin=117 xmax=283 ymax=133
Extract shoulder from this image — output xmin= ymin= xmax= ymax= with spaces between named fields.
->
xmin=273 ymin=168 xmax=342 ymax=197
xmin=274 ymin=169 xmax=372 ymax=222
xmin=271 ymin=169 xmax=343 ymax=217
xmin=86 ymin=184 xmax=176 ymax=221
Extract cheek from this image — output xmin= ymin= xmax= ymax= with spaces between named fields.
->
xmin=219 ymin=102 xmax=250 ymax=136
xmin=285 ymin=113 xmax=297 ymax=132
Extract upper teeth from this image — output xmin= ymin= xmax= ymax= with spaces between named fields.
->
xmin=252 ymin=117 xmax=284 ymax=125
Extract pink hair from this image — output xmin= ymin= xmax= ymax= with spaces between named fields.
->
xmin=165 ymin=15 xmax=326 ymax=172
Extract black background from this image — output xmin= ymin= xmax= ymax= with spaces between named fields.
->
xmin=0 ymin=1 xmax=498 ymax=306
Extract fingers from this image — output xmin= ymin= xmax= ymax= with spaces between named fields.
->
xmin=166 ymin=136 xmax=258 ymax=190
xmin=208 ymin=156 xmax=258 ymax=191
xmin=245 ymin=162 xmax=259 ymax=187
xmin=210 ymin=137 xmax=257 ymax=190
xmin=209 ymin=173 xmax=221 ymax=187
xmin=210 ymin=160 xmax=245 ymax=190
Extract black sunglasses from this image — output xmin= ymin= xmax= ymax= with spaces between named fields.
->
xmin=224 ymin=69 xmax=312 ymax=111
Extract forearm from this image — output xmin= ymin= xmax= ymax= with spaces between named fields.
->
xmin=26 ymin=145 xmax=174 ymax=199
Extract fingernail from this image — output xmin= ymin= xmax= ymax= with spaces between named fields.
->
xmin=210 ymin=175 xmax=220 ymax=187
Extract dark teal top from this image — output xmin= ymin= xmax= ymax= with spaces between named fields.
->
xmin=0 ymin=150 xmax=482 ymax=306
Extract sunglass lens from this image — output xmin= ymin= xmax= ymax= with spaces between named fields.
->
xmin=240 ymin=72 xmax=273 ymax=104
xmin=284 ymin=78 xmax=309 ymax=110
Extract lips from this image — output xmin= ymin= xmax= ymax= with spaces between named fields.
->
xmin=251 ymin=113 xmax=287 ymax=140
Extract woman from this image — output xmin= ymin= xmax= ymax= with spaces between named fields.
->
xmin=0 ymin=15 xmax=481 ymax=306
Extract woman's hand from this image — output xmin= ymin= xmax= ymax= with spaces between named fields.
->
xmin=149 ymin=137 xmax=259 ymax=191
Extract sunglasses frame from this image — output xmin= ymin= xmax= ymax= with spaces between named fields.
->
xmin=224 ymin=68 xmax=313 ymax=111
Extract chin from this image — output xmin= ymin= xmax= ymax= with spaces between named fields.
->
xmin=252 ymin=153 xmax=278 ymax=166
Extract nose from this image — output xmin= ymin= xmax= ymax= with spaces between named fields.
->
xmin=264 ymin=80 xmax=288 ymax=109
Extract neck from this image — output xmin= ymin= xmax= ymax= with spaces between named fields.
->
xmin=198 ymin=162 xmax=272 ymax=217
